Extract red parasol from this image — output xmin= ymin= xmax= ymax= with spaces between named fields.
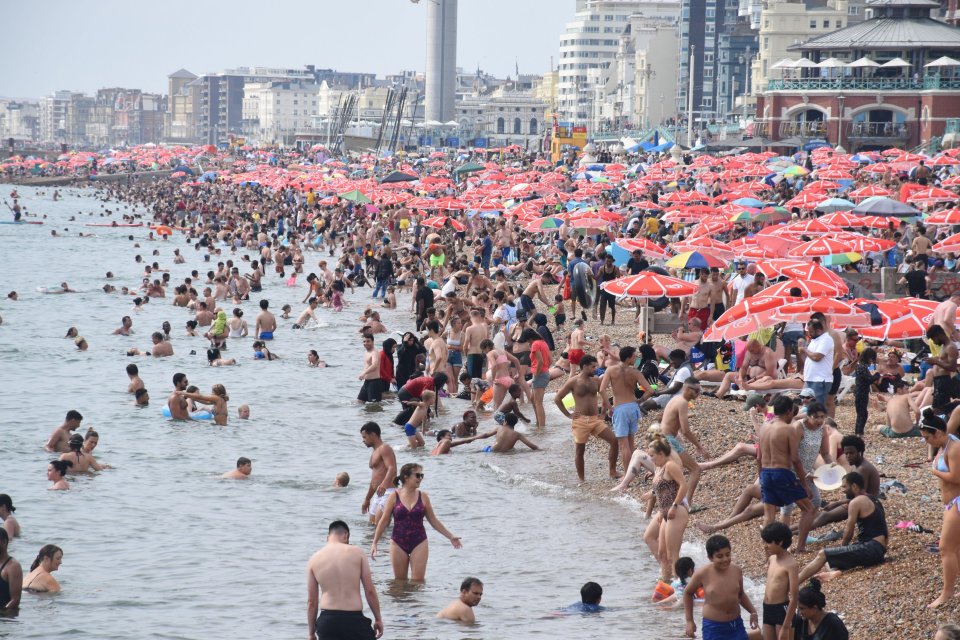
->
xmin=759 ymin=278 xmax=848 ymax=297
xmin=786 ymin=236 xmax=859 ymax=258
xmin=600 ymin=273 xmax=700 ymax=298
xmin=773 ymin=298 xmax=872 ymax=328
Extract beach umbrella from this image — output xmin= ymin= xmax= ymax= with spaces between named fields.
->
xmin=848 ymin=56 xmax=881 ymax=68
xmin=848 ymin=185 xmax=892 ymax=200
xmin=600 ymin=273 xmax=699 ymax=298
xmin=338 ymin=189 xmax=372 ymax=204
xmin=453 ymin=162 xmax=485 ymax=176
xmin=614 ymin=238 xmax=670 ymax=259
xmin=776 ymin=219 xmax=835 ymax=236
xmin=783 ymin=166 xmax=810 ymax=178
xmin=851 ymin=197 xmax=921 ymax=217
xmin=702 ymin=315 xmax=781 ymax=342
xmin=380 ymin=171 xmax=419 ymax=184
xmin=859 ymin=313 xmax=928 ymax=340
xmin=568 ymin=217 xmax=615 ymax=230
xmin=814 ymin=197 xmax=856 ymax=213
xmin=712 ymin=296 xmax=798 ymax=328
xmin=925 ymin=209 xmax=960 ymax=225
xmin=759 ymin=278 xmax=848 ymax=297
xmin=818 ymin=252 xmax=862 ymax=266
xmin=733 ymin=197 xmax=764 ymax=208
xmin=665 ymin=251 xmax=728 ymax=270
xmin=773 ymin=298 xmax=872 ymax=327
xmin=833 ymin=231 xmax=895 ymax=253
xmin=763 ymin=261 xmax=848 ymax=289
xmin=787 ymin=236 xmax=858 ymax=258
xmin=907 ymin=187 xmax=958 ymax=204
xmin=421 ymin=216 xmax=466 ymax=232
xmin=925 ymin=56 xmax=960 ymax=68
xmin=933 ymin=232 xmax=960 ymax=253
xmin=673 ymin=238 xmax=736 ymax=259
xmin=524 ymin=217 xmax=565 ymax=232
xmin=881 ymin=57 xmax=912 ymax=68
xmin=688 ymin=218 xmax=734 ymax=238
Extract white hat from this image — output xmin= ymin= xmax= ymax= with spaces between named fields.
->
xmin=812 ymin=463 xmax=845 ymax=491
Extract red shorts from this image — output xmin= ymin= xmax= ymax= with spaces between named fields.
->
xmin=687 ymin=307 xmax=710 ymax=329
xmin=568 ymin=349 xmax=585 ymax=366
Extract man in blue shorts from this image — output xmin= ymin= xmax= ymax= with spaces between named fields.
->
xmin=599 ymin=346 xmax=654 ymax=479
xmin=758 ymin=395 xmax=817 ymax=553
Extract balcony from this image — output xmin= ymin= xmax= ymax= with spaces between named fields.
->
xmin=753 ymin=121 xmax=769 ymax=138
xmin=767 ymin=77 xmax=923 ymax=91
xmin=778 ymin=121 xmax=827 ymax=138
xmin=946 ymin=118 xmax=960 ymax=135
xmin=846 ymin=121 xmax=911 ymax=140
xmin=924 ymin=76 xmax=960 ymax=90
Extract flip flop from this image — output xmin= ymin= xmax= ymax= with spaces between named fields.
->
xmin=688 ymin=505 xmax=709 ymax=515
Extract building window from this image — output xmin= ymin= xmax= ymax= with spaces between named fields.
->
xmin=810 ymin=19 xmax=817 ymax=28
xmin=497 ymin=118 xmax=505 ymax=134
xmin=706 ymin=7 xmax=715 ymax=17
xmin=704 ymin=68 xmax=714 ymax=78
xmin=514 ymin=118 xmax=522 ymax=134
xmin=836 ymin=20 xmax=842 ymax=27
xmin=848 ymin=5 xmax=859 ymax=13
xmin=764 ymin=37 xmax=769 ymax=50
xmin=530 ymin=118 xmax=538 ymax=135
xmin=823 ymin=19 xmax=830 ymax=27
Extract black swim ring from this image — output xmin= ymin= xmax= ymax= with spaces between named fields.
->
xmin=572 ymin=261 xmax=598 ymax=309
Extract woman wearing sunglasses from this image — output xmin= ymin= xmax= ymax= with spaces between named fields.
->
xmin=370 ymin=463 xmax=462 ymax=581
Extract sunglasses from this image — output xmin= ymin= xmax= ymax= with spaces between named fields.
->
xmin=415 ymin=473 xmax=425 ymax=479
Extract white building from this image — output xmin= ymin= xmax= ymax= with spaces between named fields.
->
xmin=455 ymin=88 xmax=548 ymax=148
xmin=558 ymin=0 xmax=681 ymax=125
xmin=242 ymin=81 xmax=321 ymax=145
xmin=632 ymin=20 xmax=681 ymax=127
xmin=0 ymin=100 xmax=39 ymax=142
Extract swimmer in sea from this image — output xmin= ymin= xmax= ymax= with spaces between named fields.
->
xmin=307 ymin=349 xmax=328 ymax=368
xmin=255 ymin=299 xmax=277 ymax=340
xmin=207 ymin=348 xmax=237 ymax=367
xmin=335 ymin=472 xmax=350 ymax=488
xmin=237 ymin=405 xmax=250 ymax=420
xmin=134 ymin=388 xmax=150 ymax=406
xmin=180 ymin=384 xmax=230 ymax=425
xmin=167 ymin=373 xmax=191 ymax=420
xmin=469 ymin=413 xmax=540 ymax=453
xmin=437 ymin=577 xmax=484 ymax=623
xmin=0 ymin=494 xmax=20 ymax=539
xmin=402 ymin=390 xmax=434 ymax=448
xmin=251 ymin=340 xmax=278 ymax=360
xmin=59 ymin=434 xmax=107 ymax=473
xmin=430 ymin=429 xmax=482 ymax=455
xmin=222 ymin=457 xmax=251 ymax=480
xmin=126 ymin=363 xmax=144 ymax=393
xmin=81 ymin=429 xmax=112 ymax=470
xmin=44 ymin=410 xmax=83 ymax=453
xmin=561 ymin=581 xmax=607 ymax=613
xmin=74 ymin=336 xmax=88 ymax=351
xmin=0 ymin=529 xmax=22 ymax=611
xmin=23 ymin=545 xmax=62 ymax=594
xmin=47 ymin=460 xmax=72 ymax=490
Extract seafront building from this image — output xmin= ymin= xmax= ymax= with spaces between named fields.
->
xmin=754 ymin=0 xmax=960 ymax=151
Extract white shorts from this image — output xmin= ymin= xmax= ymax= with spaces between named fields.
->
xmin=370 ymin=487 xmax=396 ymax=516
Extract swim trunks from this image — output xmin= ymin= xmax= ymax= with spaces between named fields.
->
xmin=258 ymin=331 xmax=274 ymax=340
xmin=760 ymin=467 xmax=808 ymax=507
xmin=763 ymin=601 xmax=789 ymax=627
xmin=664 ymin=433 xmax=685 ymax=454
xmin=612 ymin=402 xmax=642 ymax=438
xmin=701 ymin=616 xmax=748 ymax=640
xmin=316 ymin=609 xmax=376 ymax=640
xmin=404 ymin=423 xmax=418 ymax=437
xmin=429 ymin=253 xmax=445 ymax=267
xmin=466 ymin=353 xmax=484 ymax=379
xmin=687 ymin=307 xmax=710 ymax=330
xmin=568 ymin=349 xmax=585 ymax=366
xmin=493 ymin=411 xmax=506 ymax=425
xmin=357 ymin=379 xmax=383 ymax=403
xmin=879 ymin=425 xmax=923 ymax=438
xmin=370 ymin=487 xmax=396 ymax=517
xmin=532 ymin=372 xmax=550 ymax=389
xmin=571 ymin=415 xmax=607 ymax=444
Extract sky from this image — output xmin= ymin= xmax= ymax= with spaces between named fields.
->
xmin=1 ymin=0 xmax=572 ymax=98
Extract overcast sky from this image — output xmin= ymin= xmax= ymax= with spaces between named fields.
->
xmin=1 ymin=0 xmax=572 ymax=98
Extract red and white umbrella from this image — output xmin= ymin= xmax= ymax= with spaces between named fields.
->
xmin=775 ymin=219 xmax=836 ymax=236
xmin=759 ymin=278 xmax=849 ymax=297
xmin=673 ymin=237 xmax=736 ymax=259
xmin=848 ymin=185 xmax=892 ymax=200
xmin=934 ymin=232 xmax=960 ymax=253
xmin=600 ymin=273 xmax=699 ymax=298
xmin=924 ymin=208 xmax=960 ymax=225
xmin=614 ymin=237 xmax=670 ymax=259
xmin=773 ymin=298 xmax=872 ymax=328
xmin=713 ymin=295 xmax=799 ymax=328
xmin=859 ymin=313 xmax=928 ymax=341
xmin=786 ymin=236 xmax=858 ymax=258
xmin=421 ymin=216 xmax=466 ymax=232
xmin=907 ymin=187 xmax=958 ymax=204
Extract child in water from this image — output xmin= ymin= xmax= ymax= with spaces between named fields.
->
xmin=403 ymin=389 xmax=434 ymax=448
xmin=656 ymin=557 xmax=704 ymax=606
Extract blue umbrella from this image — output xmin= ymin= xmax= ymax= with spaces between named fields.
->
xmin=733 ymin=197 xmax=764 ymax=208
xmin=815 ymin=197 xmax=855 ymax=213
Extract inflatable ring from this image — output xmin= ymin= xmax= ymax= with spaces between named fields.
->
xmin=571 ymin=261 xmax=598 ymax=309
xmin=161 ymin=406 xmax=213 ymax=420
xmin=155 ymin=225 xmax=172 ymax=236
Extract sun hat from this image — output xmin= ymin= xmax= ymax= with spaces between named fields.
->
xmin=812 ymin=463 xmax=845 ymax=491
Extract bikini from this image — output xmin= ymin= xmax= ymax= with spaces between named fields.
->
xmin=24 ymin=572 xmax=49 ymax=593
xmin=391 ymin=491 xmax=428 ymax=555
xmin=933 ymin=435 xmax=960 ymax=511
xmin=0 ymin=557 xmax=11 ymax=604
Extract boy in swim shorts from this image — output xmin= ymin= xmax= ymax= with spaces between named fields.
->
xmin=403 ymin=390 xmax=433 ymax=449
xmin=683 ymin=535 xmax=758 ymax=640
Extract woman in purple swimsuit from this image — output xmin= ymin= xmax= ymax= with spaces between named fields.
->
xmin=370 ymin=462 xmax=462 ymax=581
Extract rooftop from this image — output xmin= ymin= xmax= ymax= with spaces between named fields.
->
xmin=168 ymin=68 xmax=197 ymax=80
xmin=790 ymin=16 xmax=960 ymax=50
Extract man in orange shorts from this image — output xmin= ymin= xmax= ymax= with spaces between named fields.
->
xmin=555 ymin=355 xmax=620 ymax=482
xmin=568 ymin=318 xmax=587 ymax=368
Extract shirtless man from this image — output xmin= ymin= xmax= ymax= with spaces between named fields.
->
xmin=366 ymin=312 xmax=387 ymax=334
xmin=222 ymin=457 xmax=252 ymax=480
xmin=470 ymin=413 xmax=539 ymax=452
xmin=295 ymin=298 xmax=320 ymax=328
xmin=195 ymin=301 xmax=214 ymax=327
xmin=167 ymin=372 xmax=191 ymax=420
xmin=877 ymin=382 xmax=921 ymax=436
xmin=44 ymin=410 xmax=83 ymax=453
xmin=568 ymin=319 xmax=587 ymax=371
xmin=705 ymin=339 xmax=778 ymax=399
xmin=126 ymin=363 xmax=144 ymax=393
xmin=709 ymin=268 xmax=730 ymax=318
xmin=113 ymin=316 xmax=134 ymax=335
xmin=926 ymin=324 xmax=959 ymax=414
xmin=462 ymin=309 xmax=489 ymax=391
xmin=682 ymin=270 xmax=714 ymax=331
xmin=655 ymin=318 xmax=703 ymax=360
xmin=255 ymin=299 xmax=277 ymax=341
xmin=357 ymin=335 xmax=382 ymax=403
xmin=150 ymin=332 xmax=174 ymax=357
xmin=555 ymin=355 xmax=619 ymax=482
xmin=307 ymin=520 xmax=383 ymax=640
xmin=600 ymin=346 xmax=653 ymax=476
xmin=424 ymin=321 xmax=448 ymax=376
xmin=743 ymin=271 xmax=767 ymax=299
xmin=661 ymin=381 xmax=708 ymax=505
xmin=437 ymin=577 xmax=483 ymax=623
xmin=360 ymin=422 xmax=398 ymax=525
xmin=519 ymin=274 xmax=551 ymax=315
xmin=758 ymin=395 xmax=816 ymax=553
